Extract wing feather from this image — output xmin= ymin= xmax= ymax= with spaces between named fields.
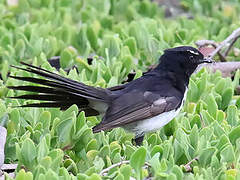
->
xmin=93 ymin=93 xmax=180 ymax=132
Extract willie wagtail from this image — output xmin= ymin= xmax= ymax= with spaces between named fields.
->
xmin=8 ymin=46 xmax=212 ymax=145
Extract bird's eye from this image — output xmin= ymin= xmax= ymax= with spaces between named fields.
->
xmin=189 ymin=56 xmax=194 ymax=61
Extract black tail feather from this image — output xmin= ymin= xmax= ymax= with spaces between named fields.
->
xmin=20 ymin=101 xmax=79 ymax=108
xmin=8 ymin=62 xmax=110 ymax=115
xmin=8 ymin=94 xmax=80 ymax=102
xmin=20 ymin=61 xmax=107 ymax=98
xmin=11 ymin=101 xmax=99 ymax=116
xmin=7 ymin=85 xmax=67 ymax=94
xmin=10 ymin=63 xmax=109 ymax=101
xmin=8 ymin=75 xmax=101 ymax=100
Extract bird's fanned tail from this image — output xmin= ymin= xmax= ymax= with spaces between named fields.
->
xmin=7 ymin=62 xmax=110 ymax=115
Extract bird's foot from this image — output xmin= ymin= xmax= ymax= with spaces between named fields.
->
xmin=132 ymin=135 xmax=144 ymax=146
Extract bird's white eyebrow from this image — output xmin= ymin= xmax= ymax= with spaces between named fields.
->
xmin=187 ymin=50 xmax=199 ymax=55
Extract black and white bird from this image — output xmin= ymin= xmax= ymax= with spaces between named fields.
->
xmin=8 ymin=46 xmax=212 ymax=145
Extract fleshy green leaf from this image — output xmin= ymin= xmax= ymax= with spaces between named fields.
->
xmin=226 ymin=105 xmax=238 ymax=126
xmin=21 ymin=138 xmax=37 ymax=169
xmin=15 ymin=169 xmax=33 ymax=180
xmin=221 ymin=88 xmax=233 ymax=110
xmin=102 ymin=36 xmax=120 ymax=60
xmin=205 ymin=94 xmax=218 ymax=118
xmin=130 ymin=147 xmax=147 ymax=179
xmin=199 ymin=147 xmax=216 ymax=167
xmin=220 ymin=144 xmax=235 ymax=163
xmin=229 ymin=125 xmax=240 ymax=145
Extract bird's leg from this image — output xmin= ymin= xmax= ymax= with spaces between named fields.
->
xmin=133 ymin=135 xmax=144 ymax=146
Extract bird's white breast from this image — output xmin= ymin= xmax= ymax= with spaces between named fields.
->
xmin=125 ymin=108 xmax=180 ymax=137
xmin=125 ymin=88 xmax=188 ymax=137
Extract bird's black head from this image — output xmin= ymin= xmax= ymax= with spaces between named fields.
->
xmin=157 ymin=46 xmax=212 ymax=77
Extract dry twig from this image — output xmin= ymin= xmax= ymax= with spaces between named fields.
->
xmin=184 ymin=157 xmax=199 ymax=172
xmin=209 ymin=28 xmax=240 ymax=59
xmin=196 ymin=28 xmax=240 ymax=61
xmin=199 ymin=113 xmax=206 ymax=128
xmin=197 ymin=62 xmax=240 ymax=77
xmin=100 ymin=160 xmax=151 ymax=176
xmin=0 ymin=126 xmax=7 ymax=180
xmin=0 ymin=127 xmax=7 ymax=169
xmin=223 ymin=36 xmax=240 ymax=57
xmin=100 ymin=160 xmax=130 ymax=176
xmin=195 ymin=40 xmax=226 ymax=61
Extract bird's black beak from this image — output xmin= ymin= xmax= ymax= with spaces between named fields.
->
xmin=199 ymin=57 xmax=214 ymax=64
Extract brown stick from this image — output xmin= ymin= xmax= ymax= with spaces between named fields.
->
xmin=223 ymin=35 xmax=240 ymax=57
xmin=197 ymin=62 xmax=240 ymax=77
xmin=209 ymin=28 xmax=240 ymax=59
xmin=99 ymin=160 xmax=151 ymax=176
xmin=195 ymin=28 xmax=240 ymax=62
xmin=184 ymin=157 xmax=199 ymax=172
xmin=0 ymin=126 xmax=7 ymax=169
xmin=195 ymin=40 xmax=226 ymax=61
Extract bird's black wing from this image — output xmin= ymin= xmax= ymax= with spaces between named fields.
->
xmin=93 ymin=90 xmax=181 ymax=132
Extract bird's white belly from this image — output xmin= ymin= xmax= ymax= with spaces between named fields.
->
xmin=124 ymin=108 xmax=181 ymax=137
xmin=124 ymin=88 xmax=188 ymax=137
